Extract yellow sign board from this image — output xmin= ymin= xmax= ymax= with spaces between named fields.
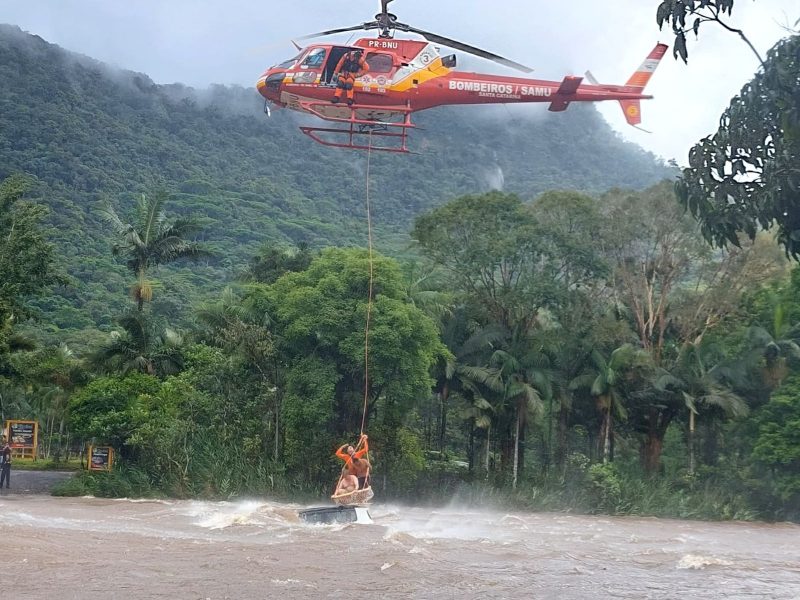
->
xmin=4 ymin=420 xmax=38 ymax=459
xmin=88 ymin=446 xmax=114 ymax=472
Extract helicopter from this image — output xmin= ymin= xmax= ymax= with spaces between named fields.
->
xmin=256 ymin=0 xmax=668 ymax=153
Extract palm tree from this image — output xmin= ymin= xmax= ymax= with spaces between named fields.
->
xmin=102 ymin=192 xmax=208 ymax=310
xmin=656 ymin=343 xmax=748 ymax=474
xmin=460 ymin=394 xmax=495 ymax=475
xmin=91 ymin=310 xmax=183 ymax=377
xmin=433 ymin=310 xmax=504 ymax=452
xmin=0 ymin=316 xmax=36 ymax=426
xmin=403 ymin=264 xmax=454 ymax=323
xmin=573 ymin=343 xmax=645 ymax=464
xmin=741 ymin=300 xmax=800 ymax=390
xmin=489 ymin=325 xmax=552 ymax=489
xmin=20 ymin=344 xmax=87 ymax=460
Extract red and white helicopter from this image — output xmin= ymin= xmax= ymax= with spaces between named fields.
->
xmin=256 ymin=1 xmax=667 ymax=153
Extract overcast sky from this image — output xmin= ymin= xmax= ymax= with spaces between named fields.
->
xmin=2 ymin=0 xmax=797 ymax=162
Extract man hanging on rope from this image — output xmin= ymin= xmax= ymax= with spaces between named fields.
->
xmin=331 ymin=49 xmax=369 ymax=106
xmin=335 ymin=434 xmax=369 ymax=489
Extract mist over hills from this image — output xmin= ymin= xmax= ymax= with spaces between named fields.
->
xmin=0 ymin=24 xmax=673 ymax=333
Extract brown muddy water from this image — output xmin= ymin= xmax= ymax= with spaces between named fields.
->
xmin=0 ymin=495 xmax=798 ymax=599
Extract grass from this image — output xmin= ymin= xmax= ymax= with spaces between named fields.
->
xmin=12 ymin=457 xmax=83 ymax=471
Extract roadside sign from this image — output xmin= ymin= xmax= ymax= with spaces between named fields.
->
xmin=88 ymin=446 xmax=114 ymax=472
xmin=4 ymin=420 xmax=38 ymax=459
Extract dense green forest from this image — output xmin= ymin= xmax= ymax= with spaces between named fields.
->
xmin=1 ymin=22 xmax=799 ymax=522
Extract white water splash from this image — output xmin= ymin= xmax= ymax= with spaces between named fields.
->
xmin=677 ymin=554 xmax=734 ymax=570
xmin=190 ymin=500 xmax=268 ymax=530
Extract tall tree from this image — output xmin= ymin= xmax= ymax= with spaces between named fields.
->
xmin=576 ymin=344 xmax=647 ymax=464
xmin=102 ymin=191 xmax=208 ymax=310
xmin=257 ymin=248 xmax=445 ymax=484
xmin=195 ymin=287 xmax=281 ymax=460
xmin=0 ymin=174 xmax=57 ymax=321
xmin=489 ymin=324 xmax=552 ymax=488
xmin=412 ymin=192 xmax=555 ymax=332
xmin=601 ymin=183 xmax=782 ymax=471
xmin=656 ymin=342 xmax=748 ymax=474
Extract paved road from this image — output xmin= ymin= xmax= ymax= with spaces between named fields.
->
xmin=0 ymin=470 xmax=74 ymax=495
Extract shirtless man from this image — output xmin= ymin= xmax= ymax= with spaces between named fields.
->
xmin=335 ymin=471 xmax=359 ymax=496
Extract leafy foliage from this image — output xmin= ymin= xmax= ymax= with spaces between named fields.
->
xmin=752 ymin=375 xmax=800 ymax=514
xmin=102 ymin=191 xmax=209 ymax=309
xmin=676 ymin=35 xmax=800 ymax=258
xmin=0 ymin=174 xmax=58 ymax=320
xmin=656 ymin=0 xmax=747 ymax=64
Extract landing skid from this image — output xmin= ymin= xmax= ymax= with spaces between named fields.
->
xmin=298 ymin=100 xmax=415 ymax=153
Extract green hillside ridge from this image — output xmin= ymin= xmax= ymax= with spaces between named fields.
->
xmin=0 ymin=24 xmax=673 ymax=335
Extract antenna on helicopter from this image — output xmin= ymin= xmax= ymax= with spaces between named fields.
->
xmin=296 ymin=0 xmax=533 ymax=73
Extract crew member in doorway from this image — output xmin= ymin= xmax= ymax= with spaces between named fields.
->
xmin=332 ymin=49 xmax=369 ymax=105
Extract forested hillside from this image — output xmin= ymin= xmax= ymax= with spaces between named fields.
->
xmin=0 ymin=24 xmax=671 ymax=333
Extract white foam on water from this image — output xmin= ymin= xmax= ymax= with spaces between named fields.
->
xmin=677 ymin=554 xmax=734 ymax=570
xmin=113 ymin=497 xmax=174 ymax=505
xmin=190 ymin=500 xmax=270 ymax=530
xmin=0 ymin=509 xmax=215 ymax=541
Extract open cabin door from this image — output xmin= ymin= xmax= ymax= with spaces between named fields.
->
xmin=321 ymin=46 xmax=353 ymax=84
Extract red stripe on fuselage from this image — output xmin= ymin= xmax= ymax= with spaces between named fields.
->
xmin=413 ymin=72 xmax=649 ymax=111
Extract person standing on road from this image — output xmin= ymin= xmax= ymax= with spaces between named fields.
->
xmin=0 ymin=435 xmax=11 ymax=489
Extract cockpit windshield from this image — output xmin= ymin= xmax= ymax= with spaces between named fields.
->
xmin=300 ymin=48 xmax=327 ymax=69
xmin=276 ymin=53 xmax=301 ymax=69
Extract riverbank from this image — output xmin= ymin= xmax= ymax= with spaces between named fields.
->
xmin=0 ymin=469 xmax=74 ymax=495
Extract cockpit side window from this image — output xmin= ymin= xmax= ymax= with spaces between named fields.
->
xmin=365 ymin=52 xmax=394 ymax=73
xmin=301 ymin=48 xmax=327 ymax=69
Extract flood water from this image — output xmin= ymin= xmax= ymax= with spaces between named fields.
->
xmin=1 ymin=495 xmax=798 ymax=599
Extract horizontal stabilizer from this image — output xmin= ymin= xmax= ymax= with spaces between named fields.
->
xmin=555 ymin=75 xmax=583 ymax=95
xmin=549 ymin=76 xmax=582 ymax=112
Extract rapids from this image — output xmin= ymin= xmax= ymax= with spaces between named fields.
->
xmin=1 ymin=495 xmax=798 ymax=599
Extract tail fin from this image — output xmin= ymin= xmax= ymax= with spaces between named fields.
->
xmin=619 ymin=43 xmax=668 ymax=126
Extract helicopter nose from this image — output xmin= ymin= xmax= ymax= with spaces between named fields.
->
xmin=257 ymin=71 xmax=286 ymax=102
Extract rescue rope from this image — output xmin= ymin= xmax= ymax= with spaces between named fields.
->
xmin=333 ymin=131 xmax=375 ymax=497
xmin=361 ymin=130 xmax=374 ymax=437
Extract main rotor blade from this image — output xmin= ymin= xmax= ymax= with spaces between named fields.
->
xmin=399 ymin=23 xmax=533 ymax=73
xmin=295 ymin=23 xmax=376 ymax=41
